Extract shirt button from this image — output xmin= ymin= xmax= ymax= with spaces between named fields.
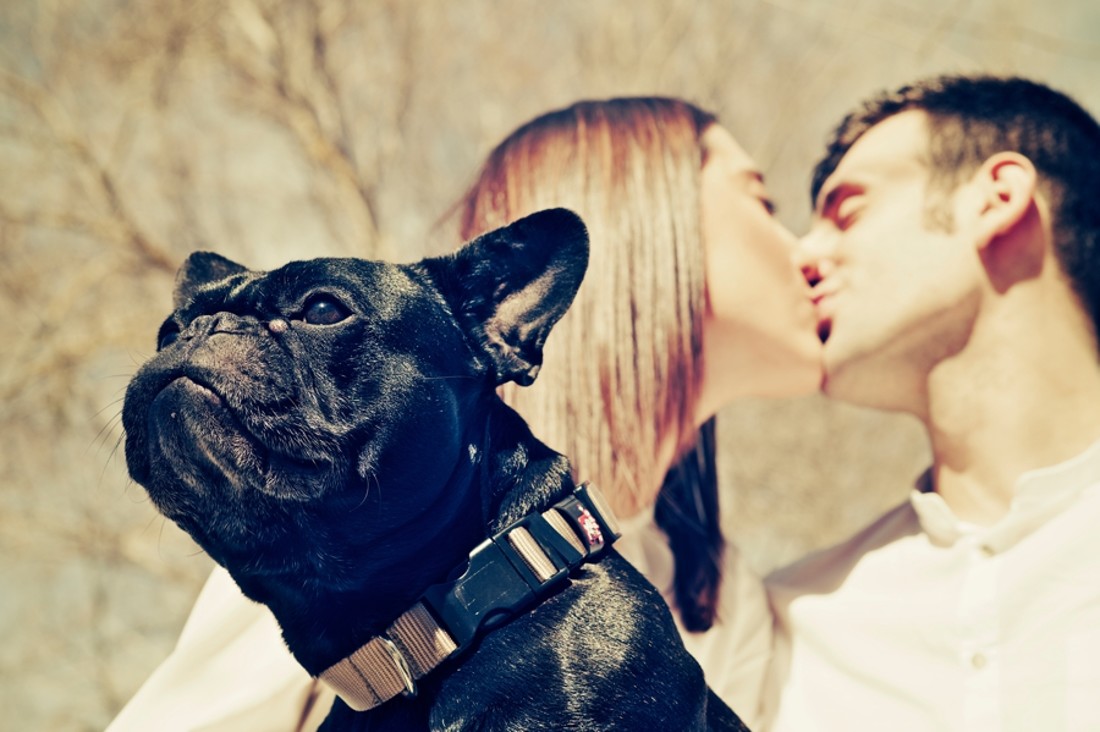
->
xmin=979 ymin=544 xmax=995 ymax=557
xmin=971 ymin=652 xmax=988 ymax=670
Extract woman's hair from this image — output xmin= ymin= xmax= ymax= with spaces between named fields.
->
xmin=456 ymin=97 xmax=724 ymax=631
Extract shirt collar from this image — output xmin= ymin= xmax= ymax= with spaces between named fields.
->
xmin=910 ymin=437 xmax=1100 ymax=551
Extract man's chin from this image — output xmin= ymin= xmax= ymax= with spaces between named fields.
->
xmin=819 ymin=358 xmax=923 ymax=416
xmin=819 ymin=341 xmax=861 ymax=401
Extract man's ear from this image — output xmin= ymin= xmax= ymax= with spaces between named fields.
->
xmin=426 ymin=208 xmax=589 ymax=386
xmin=173 ymin=252 xmax=248 ymax=309
xmin=970 ymin=153 xmax=1048 ymax=291
xmin=973 ymin=152 xmax=1039 ymax=249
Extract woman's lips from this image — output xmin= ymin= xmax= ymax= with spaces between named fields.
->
xmin=810 ymin=289 xmax=836 ymax=342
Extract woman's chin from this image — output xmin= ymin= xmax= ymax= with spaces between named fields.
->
xmin=773 ymin=334 xmax=827 ymax=397
xmin=779 ymin=366 xmax=826 ymax=397
xmin=736 ymin=339 xmax=825 ymax=400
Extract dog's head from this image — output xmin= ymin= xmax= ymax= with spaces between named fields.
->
xmin=122 ymin=209 xmax=587 ymax=636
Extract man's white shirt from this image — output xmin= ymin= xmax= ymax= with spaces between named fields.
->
xmin=763 ymin=438 xmax=1100 ymax=731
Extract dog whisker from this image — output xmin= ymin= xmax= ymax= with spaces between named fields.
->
xmin=418 ymin=374 xmax=480 ymax=382
xmin=351 ymin=469 xmax=377 ymax=512
xmin=88 ymin=409 xmax=125 ymax=456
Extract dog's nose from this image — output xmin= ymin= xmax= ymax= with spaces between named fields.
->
xmin=183 ymin=313 xmax=249 ymax=340
xmin=187 ymin=314 xmax=217 ymax=337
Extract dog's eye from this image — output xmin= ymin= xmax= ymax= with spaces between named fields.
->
xmin=157 ymin=324 xmax=180 ymax=350
xmin=302 ymin=294 xmax=352 ymax=325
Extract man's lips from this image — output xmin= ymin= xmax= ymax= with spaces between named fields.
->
xmin=809 ymin=284 xmax=835 ymax=306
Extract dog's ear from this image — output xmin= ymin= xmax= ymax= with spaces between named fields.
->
xmin=428 ymin=208 xmax=589 ymax=386
xmin=173 ymin=252 xmax=248 ymax=308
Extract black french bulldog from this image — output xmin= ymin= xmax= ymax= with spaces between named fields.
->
xmin=123 ymin=208 xmax=749 ymax=731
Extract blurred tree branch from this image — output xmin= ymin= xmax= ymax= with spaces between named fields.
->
xmin=0 ymin=68 xmax=176 ymax=272
xmin=0 ymin=0 xmax=428 ymax=422
xmin=210 ymin=0 xmax=385 ymax=250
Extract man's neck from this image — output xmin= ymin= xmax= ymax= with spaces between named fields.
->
xmin=924 ymin=308 xmax=1100 ymax=525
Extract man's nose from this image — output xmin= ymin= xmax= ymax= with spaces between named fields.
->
xmin=793 ymin=229 xmax=834 ymax=287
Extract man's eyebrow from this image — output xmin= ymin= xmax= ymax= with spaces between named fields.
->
xmin=815 ymin=181 xmax=863 ymax=218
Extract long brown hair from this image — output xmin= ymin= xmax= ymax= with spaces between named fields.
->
xmin=456 ymin=97 xmax=723 ymax=630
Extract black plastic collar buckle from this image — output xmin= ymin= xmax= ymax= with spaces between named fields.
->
xmin=420 ymin=483 xmax=620 ymax=654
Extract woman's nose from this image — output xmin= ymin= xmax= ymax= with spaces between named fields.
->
xmin=793 ymin=230 xmax=834 ymax=287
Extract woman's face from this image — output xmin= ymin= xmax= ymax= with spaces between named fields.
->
xmin=694 ymin=125 xmax=822 ymax=422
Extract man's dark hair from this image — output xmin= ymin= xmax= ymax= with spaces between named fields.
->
xmin=811 ymin=74 xmax=1100 ymax=334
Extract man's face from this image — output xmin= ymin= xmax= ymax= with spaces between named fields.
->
xmin=799 ymin=111 xmax=985 ymax=413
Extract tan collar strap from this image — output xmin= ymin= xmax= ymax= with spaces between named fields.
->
xmin=319 ymin=482 xmax=621 ymax=712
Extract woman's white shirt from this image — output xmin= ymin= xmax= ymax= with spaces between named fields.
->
xmin=614 ymin=507 xmax=772 ymax=729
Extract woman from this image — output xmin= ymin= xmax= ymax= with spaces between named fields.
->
xmin=108 ymin=97 xmax=819 ymax=731
xmin=455 ymin=98 xmax=819 ymax=716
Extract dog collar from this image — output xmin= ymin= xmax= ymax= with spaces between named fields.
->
xmin=319 ymin=482 xmax=622 ymax=712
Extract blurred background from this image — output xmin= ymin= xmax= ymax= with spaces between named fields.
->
xmin=2 ymin=0 xmax=1099 ymax=728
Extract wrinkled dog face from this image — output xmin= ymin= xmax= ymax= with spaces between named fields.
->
xmin=122 ymin=209 xmax=588 ymax=595
xmin=125 ymin=257 xmax=486 ymax=588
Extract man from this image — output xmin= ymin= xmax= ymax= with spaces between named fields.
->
xmin=761 ymin=75 xmax=1100 ymax=731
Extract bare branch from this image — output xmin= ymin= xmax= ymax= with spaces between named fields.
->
xmin=0 ymin=68 xmax=176 ymax=273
